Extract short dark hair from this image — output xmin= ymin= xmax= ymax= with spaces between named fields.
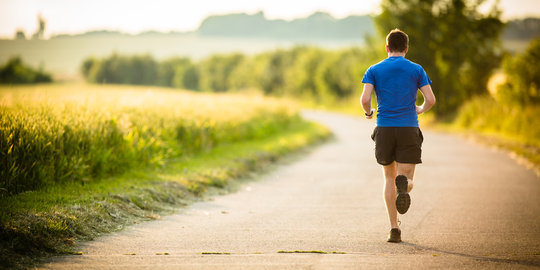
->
xmin=386 ymin=29 xmax=409 ymax=52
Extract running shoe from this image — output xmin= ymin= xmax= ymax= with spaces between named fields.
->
xmin=395 ymin=175 xmax=411 ymax=214
xmin=387 ymin=228 xmax=402 ymax=243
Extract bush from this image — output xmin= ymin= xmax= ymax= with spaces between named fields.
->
xmin=0 ymin=57 xmax=52 ymax=84
xmin=157 ymin=57 xmax=198 ymax=89
xmin=455 ymin=95 xmax=540 ymax=147
xmin=83 ymin=54 xmax=158 ymax=85
xmin=497 ymin=38 xmax=540 ymax=105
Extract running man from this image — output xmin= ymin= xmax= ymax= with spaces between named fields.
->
xmin=360 ymin=29 xmax=436 ymax=243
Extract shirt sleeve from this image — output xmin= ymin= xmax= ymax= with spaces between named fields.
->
xmin=417 ymin=67 xmax=432 ymax=88
xmin=362 ymin=66 xmax=375 ymax=85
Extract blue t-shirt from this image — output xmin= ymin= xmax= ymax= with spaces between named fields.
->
xmin=362 ymin=56 xmax=432 ymax=127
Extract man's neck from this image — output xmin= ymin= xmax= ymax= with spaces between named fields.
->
xmin=388 ymin=52 xmax=406 ymax=57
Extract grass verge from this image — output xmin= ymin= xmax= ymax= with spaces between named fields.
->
xmin=0 ymin=120 xmax=331 ymax=269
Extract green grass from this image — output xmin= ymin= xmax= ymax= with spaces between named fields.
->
xmin=0 ymin=119 xmax=330 ymax=269
xmin=453 ymin=96 xmax=540 ymax=148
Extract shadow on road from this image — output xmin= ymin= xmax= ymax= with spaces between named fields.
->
xmin=401 ymin=242 xmax=540 ymax=267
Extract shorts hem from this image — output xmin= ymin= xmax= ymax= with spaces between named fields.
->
xmin=376 ymin=160 xmax=422 ymax=165
xmin=395 ymin=159 xmax=422 ymax=164
xmin=377 ymin=160 xmax=394 ymax=166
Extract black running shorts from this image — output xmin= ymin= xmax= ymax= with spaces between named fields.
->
xmin=370 ymin=127 xmax=423 ymax=165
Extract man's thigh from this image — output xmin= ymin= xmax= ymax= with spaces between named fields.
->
xmin=371 ymin=127 xmax=396 ymax=166
xmin=395 ymin=127 xmax=423 ymax=164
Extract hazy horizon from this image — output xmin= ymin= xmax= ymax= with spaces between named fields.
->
xmin=1 ymin=0 xmax=540 ymax=39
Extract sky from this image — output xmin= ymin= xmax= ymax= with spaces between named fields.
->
xmin=1 ymin=0 xmax=539 ymax=38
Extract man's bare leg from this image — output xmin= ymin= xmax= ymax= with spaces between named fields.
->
xmin=382 ymin=162 xmax=399 ymax=228
xmin=394 ymin=162 xmax=416 ymax=215
xmin=396 ymin=162 xmax=416 ymax=192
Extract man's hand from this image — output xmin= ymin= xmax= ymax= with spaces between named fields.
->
xmin=417 ymin=85 xmax=436 ymax=114
xmin=365 ymin=108 xmax=375 ymax=119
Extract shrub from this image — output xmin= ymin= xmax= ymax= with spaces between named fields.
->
xmin=0 ymin=57 xmax=52 ymax=84
xmin=497 ymin=38 xmax=540 ymax=105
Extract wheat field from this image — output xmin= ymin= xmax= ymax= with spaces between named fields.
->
xmin=0 ymin=84 xmax=299 ymax=196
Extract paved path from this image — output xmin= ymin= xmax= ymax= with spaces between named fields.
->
xmin=42 ymin=111 xmax=540 ymax=269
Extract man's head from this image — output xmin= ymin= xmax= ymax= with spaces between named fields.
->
xmin=386 ymin=29 xmax=409 ymax=53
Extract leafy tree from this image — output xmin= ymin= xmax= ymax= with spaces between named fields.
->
xmin=375 ymin=0 xmax=504 ymax=115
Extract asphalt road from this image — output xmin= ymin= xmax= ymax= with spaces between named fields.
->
xmin=42 ymin=110 xmax=540 ymax=269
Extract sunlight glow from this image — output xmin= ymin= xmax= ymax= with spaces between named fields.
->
xmin=0 ymin=0 xmax=538 ymax=38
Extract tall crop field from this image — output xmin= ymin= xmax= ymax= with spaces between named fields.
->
xmin=0 ymin=84 xmax=299 ymax=196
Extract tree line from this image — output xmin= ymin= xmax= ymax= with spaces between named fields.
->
xmin=81 ymin=46 xmax=382 ymax=104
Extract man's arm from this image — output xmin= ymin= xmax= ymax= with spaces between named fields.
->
xmin=361 ymin=83 xmax=375 ymax=119
xmin=416 ymin=84 xmax=436 ymax=114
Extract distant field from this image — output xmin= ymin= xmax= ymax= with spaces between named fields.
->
xmin=0 ymin=34 xmax=363 ymax=79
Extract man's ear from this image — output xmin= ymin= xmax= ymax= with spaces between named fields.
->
xmin=385 ymin=45 xmax=390 ymax=53
xmin=404 ymin=46 xmax=409 ymax=54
